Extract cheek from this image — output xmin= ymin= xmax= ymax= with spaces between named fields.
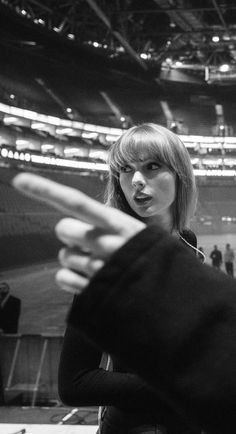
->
xmin=119 ymin=175 xmax=132 ymax=201
xmin=158 ymin=173 xmax=176 ymax=200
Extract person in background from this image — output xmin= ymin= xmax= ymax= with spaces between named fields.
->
xmin=58 ymin=123 xmax=201 ymax=434
xmin=209 ymin=245 xmax=222 ymax=269
xmin=224 ymin=243 xmax=235 ymax=277
xmin=197 ymin=246 xmax=205 ymax=263
xmin=0 ymin=281 xmax=21 ymax=334
xmin=0 ymin=281 xmax=21 ymax=406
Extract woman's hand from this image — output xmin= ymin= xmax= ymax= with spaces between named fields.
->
xmin=13 ymin=173 xmax=146 ymax=294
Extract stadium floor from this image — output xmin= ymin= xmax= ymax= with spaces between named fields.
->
xmin=0 ymin=261 xmax=73 ymax=335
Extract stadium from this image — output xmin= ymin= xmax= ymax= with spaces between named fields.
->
xmin=0 ymin=0 xmax=236 ymax=432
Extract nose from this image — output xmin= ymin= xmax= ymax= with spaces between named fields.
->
xmin=132 ymin=171 xmax=145 ymax=189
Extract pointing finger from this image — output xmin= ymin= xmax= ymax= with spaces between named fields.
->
xmin=12 ymin=172 xmax=122 ymax=231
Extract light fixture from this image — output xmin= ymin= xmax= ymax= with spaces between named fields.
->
xmin=3 ymin=116 xmax=19 ymax=124
xmin=41 ymin=144 xmax=54 ymax=150
xmin=212 ymin=35 xmax=220 ymax=43
xmin=1 ymin=148 xmax=8 ymax=158
xmin=81 ymin=132 xmax=98 ymax=139
xmin=64 ymin=148 xmax=80 ymax=154
xmin=140 ymin=53 xmax=148 ymax=60
xmin=175 ymin=61 xmax=183 ymax=67
xmin=56 ymin=127 xmax=74 ymax=135
xmin=31 ymin=122 xmax=47 ymax=130
xmin=219 ymin=64 xmax=230 ymax=72
xmin=16 ymin=139 xmax=30 ymax=147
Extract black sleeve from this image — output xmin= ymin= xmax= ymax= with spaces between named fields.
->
xmin=58 ymin=321 xmax=171 ymax=413
xmin=67 ymin=226 xmax=236 ymax=434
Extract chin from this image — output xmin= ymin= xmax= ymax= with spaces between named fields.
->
xmin=135 ymin=210 xmax=154 ymax=219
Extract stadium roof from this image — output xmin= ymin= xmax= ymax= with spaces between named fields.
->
xmin=1 ymin=0 xmax=236 ymax=127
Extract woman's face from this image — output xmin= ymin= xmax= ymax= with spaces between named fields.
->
xmin=119 ymin=158 xmax=176 ymax=227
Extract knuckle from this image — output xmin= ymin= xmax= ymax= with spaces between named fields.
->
xmin=87 ymin=258 xmax=104 ymax=275
xmin=58 ymin=248 xmax=67 ymax=265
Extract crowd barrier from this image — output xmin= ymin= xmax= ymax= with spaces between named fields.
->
xmin=0 ymin=333 xmax=64 ymax=406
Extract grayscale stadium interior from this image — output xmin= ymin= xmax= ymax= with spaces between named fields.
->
xmin=0 ymin=0 xmax=236 ymax=422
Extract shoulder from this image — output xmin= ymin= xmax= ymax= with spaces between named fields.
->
xmin=9 ymin=296 xmax=21 ymax=306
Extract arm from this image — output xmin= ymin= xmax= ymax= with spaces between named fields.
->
xmin=67 ymin=226 xmax=236 ymax=434
xmin=59 ymin=321 xmax=173 ymax=413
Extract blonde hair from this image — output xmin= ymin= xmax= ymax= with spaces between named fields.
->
xmin=105 ymin=123 xmax=197 ymax=232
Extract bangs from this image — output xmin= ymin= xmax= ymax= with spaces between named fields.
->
xmin=109 ymin=127 xmax=170 ymax=174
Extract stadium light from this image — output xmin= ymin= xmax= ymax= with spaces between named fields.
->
xmin=4 ymin=116 xmax=19 ymax=125
xmin=219 ymin=64 xmax=230 ymax=72
xmin=41 ymin=144 xmax=54 ymax=150
xmin=1 ymin=148 xmax=8 ymax=158
xmin=140 ymin=53 xmax=148 ymax=60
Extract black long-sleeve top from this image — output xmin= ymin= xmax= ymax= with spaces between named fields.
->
xmin=65 ymin=225 xmax=236 ymax=434
xmin=58 ymin=229 xmax=199 ymax=433
xmin=59 ymin=322 xmax=160 ymax=412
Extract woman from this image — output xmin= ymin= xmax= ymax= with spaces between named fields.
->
xmin=58 ymin=123 xmax=202 ymax=434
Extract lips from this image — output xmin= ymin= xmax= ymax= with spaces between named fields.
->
xmin=133 ymin=194 xmax=152 ymax=205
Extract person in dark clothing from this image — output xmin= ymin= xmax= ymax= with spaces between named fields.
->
xmin=0 ymin=282 xmax=21 ymax=334
xmin=12 ymin=169 xmax=236 ymax=434
xmin=14 ymin=124 xmax=202 ymax=434
xmin=0 ymin=281 xmax=21 ymax=405
xmin=58 ymin=124 xmax=201 ymax=434
xmin=209 ymin=245 xmax=222 ymax=269
xmin=197 ymin=246 xmax=205 ymax=263
xmin=66 ymin=225 xmax=236 ymax=434
xmin=223 ymin=243 xmax=235 ymax=276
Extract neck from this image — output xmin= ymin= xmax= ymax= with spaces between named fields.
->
xmin=145 ymin=212 xmax=174 ymax=233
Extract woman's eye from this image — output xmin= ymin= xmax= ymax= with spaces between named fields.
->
xmin=147 ymin=162 xmax=161 ymax=170
xmin=120 ymin=165 xmax=132 ymax=173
